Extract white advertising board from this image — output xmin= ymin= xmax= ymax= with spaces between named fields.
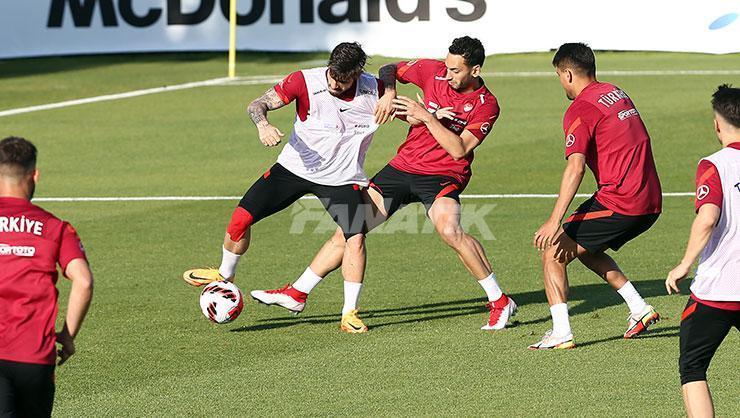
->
xmin=0 ymin=1 xmax=738 ymax=59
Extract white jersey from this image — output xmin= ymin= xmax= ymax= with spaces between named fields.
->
xmin=277 ymin=67 xmax=379 ymax=186
xmin=692 ymin=146 xmax=740 ymax=301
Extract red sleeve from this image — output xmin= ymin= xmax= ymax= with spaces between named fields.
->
xmin=273 ymin=71 xmax=309 ymax=121
xmin=396 ymin=59 xmax=444 ymax=89
xmin=464 ymin=97 xmax=500 ymax=142
xmin=58 ymin=222 xmax=87 ymax=274
xmin=563 ymin=102 xmax=599 ymax=159
xmin=695 ymin=160 xmax=723 ymax=213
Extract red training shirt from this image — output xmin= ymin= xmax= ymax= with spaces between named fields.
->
xmin=0 ymin=197 xmax=87 ymax=365
xmin=694 ymin=142 xmax=740 ymax=212
xmin=389 ymin=59 xmax=500 ymax=187
xmin=563 ymin=82 xmax=662 ymax=216
xmin=274 ymin=70 xmax=384 ymax=122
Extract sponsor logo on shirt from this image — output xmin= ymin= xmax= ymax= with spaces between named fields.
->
xmin=463 ymin=102 xmax=473 ymax=112
xmin=697 ymin=184 xmax=710 ymax=200
xmin=0 ymin=243 xmax=36 ymax=257
xmin=481 ymin=122 xmax=491 ymax=135
xmin=618 ymin=108 xmax=639 ymax=121
xmin=312 ymin=88 xmax=327 ymax=95
xmin=359 ymin=89 xmax=376 ymax=96
xmin=566 ymin=134 xmax=576 ymax=147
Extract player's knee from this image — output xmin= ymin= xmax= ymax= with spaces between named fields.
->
xmin=344 ymin=233 xmax=365 ymax=251
xmin=541 ymin=246 xmax=562 ymax=265
xmin=226 ymin=206 xmax=254 ymax=242
xmin=331 ymin=227 xmax=347 ymax=246
xmin=437 ymin=224 xmax=464 ymax=247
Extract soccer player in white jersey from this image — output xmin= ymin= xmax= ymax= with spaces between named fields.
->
xmin=183 ymin=43 xmax=384 ymax=333
xmin=252 ymin=37 xmax=518 ymax=331
xmin=666 ymin=84 xmax=740 ymax=418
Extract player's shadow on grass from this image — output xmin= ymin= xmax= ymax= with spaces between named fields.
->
xmin=230 ymin=279 xmax=678 ymax=333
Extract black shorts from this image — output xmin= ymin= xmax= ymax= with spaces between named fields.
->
xmin=368 ymin=164 xmax=463 ymax=217
xmin=0 ymin=360 xmax=55 ymax=418
xmin=239 ymin=163 xmax=366 ymax=239
xmin=562 ymin=197 xmax=659 ymax=253
xmin=679 ymin=297 xmax=740 ymax=385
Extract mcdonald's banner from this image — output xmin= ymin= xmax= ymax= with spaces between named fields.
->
xmin=0 ymin=1 xmax=738 ymax=59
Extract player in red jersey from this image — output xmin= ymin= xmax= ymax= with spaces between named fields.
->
xmin=666 ymin=85 xmax=740 ymax=418
xmin=252 ymin=37 xmax=517 ymax=331
xmin=529 ymin=43 xmax=662 ymax=349
xmin=0 ymin=137 xmax=93 ymax=417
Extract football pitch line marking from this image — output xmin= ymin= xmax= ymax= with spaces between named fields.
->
xmin=218 ymin=69 xmax=740 ymax=85
xmin=2 ymin=69 xmax=740 ymax=118
xmin=32 ymin=192 xmax=693 ymax=203
xmin=0 ymin=77 xmax=231 ymax=118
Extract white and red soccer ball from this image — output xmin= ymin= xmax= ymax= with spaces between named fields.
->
xmin=199 ymin=281 xmax=244 ymax=324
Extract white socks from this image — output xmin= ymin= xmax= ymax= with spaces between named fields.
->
xmin=342 ymin=281 xmax=363 ymax=316
xmin=478 ymin=273 xmax=503 ymax=301
xmin=218 ymin=246 xmax=241 ymax=279
xmin=617 ymin=281 xmax=648 ymax=316
xmin=293 ymin=267 xmax=323 ymax=294
xmin=550 ymin=303 xmax=572 ymax=337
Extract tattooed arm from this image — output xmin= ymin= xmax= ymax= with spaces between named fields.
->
xmin=247 ymin=87 xmax=288 ymax=147
xmin=374 ymin=63 xmax=398 ymax=124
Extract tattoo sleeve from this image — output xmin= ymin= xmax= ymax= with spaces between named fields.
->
xmin=247 ymin=87 xmax=287 ymax=127
xmin=378 ymin=63 xmax=397 ymax=93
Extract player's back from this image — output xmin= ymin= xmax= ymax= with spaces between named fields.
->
xmin=567 ymin=82 xmax=662 ymax=216
xmin=0 ymin=197 xmax=73 ymax=364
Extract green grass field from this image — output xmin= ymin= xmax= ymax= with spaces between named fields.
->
xmin=1 ymin=51 xmax=739 ymax=416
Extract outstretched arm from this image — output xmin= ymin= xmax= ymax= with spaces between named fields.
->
xmin=247 ymin=87 xmax=288 ymax=147
xmin=666 ymin=204 xmax=720 ymax=294
xmin=534 ymin=153 xmax=586 ymax=250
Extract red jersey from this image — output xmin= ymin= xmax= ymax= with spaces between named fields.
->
xmin=695 ymin=143 xmax=740 ymax=213
xmin=0 ymin=197 xmax=87 ymax=365
xmin=564 ymin=82 xmax=662 ymax=216
xmin=389 ymin=59 xmax=500 ymax=186
xmin=274 ymin=70 xmax=384 ymax=122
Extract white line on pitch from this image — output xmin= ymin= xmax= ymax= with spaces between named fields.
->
xmin=3 ymin=69 xmax=738 ymax=118
xmin=32 ymin=192 xmax=693 ymax=202
xmin=0 ymin=77 xmax=232 ymax=118
xmin=215 ymin=69 xmax=740 ymax=86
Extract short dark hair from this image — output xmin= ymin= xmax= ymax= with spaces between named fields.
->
xmin=552 ymin=43 xmax=596 ymax=77
xmin=327 ymin=42 xmax=367 ymax=82
xmin=448 ymin=36 xmax=485 ymax=67
xmin=0 ymin=136 xmax=37 ymax=177
xmin=711 ymin=84 xmax=740 ymax=128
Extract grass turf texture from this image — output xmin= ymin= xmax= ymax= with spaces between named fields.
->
xmin=1 ymin=51 xmax=739 ymax=416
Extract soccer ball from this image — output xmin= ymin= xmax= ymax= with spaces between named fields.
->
xmin=199 ymin=281 xmax=244 ymax=324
